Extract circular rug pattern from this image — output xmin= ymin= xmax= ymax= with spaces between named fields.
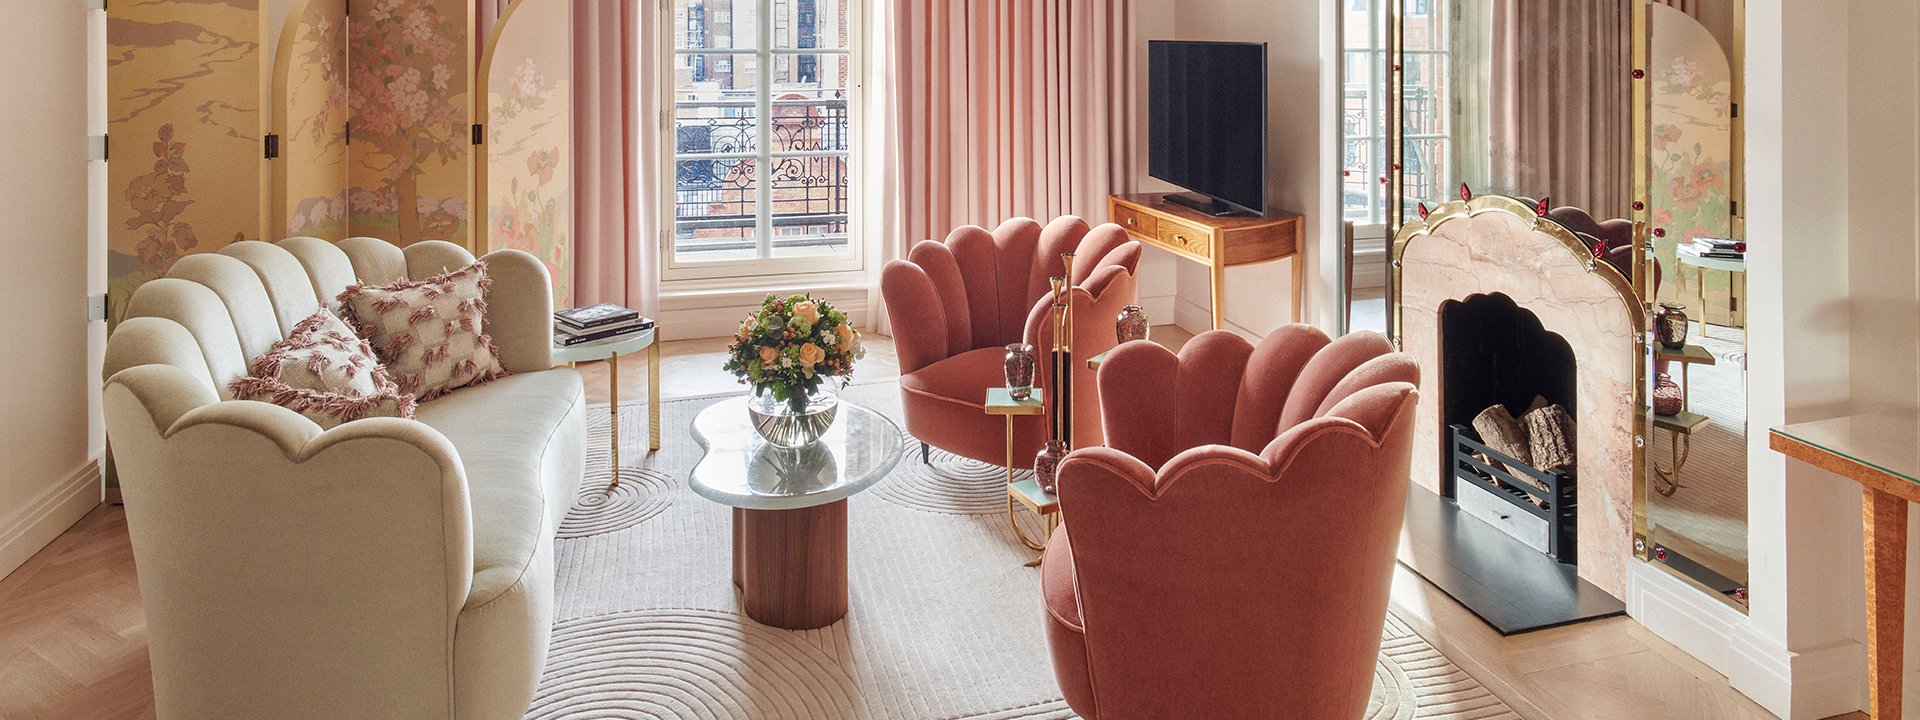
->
xmin=558 ymin=468 xmax=676 ymax=539
xmin=526 ymin=609 xmax=859 ymax=720
xmin=869 ymin=435 xmax=1029 ymax=515
xmin=1367 ymin=652 xmax=1420 ymax=720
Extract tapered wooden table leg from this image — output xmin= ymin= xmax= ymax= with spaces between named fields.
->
xmin=735 ymin=499 xmax=849 ymax=630
xmin=1867 ymin=487 xmax=1906 ymax=720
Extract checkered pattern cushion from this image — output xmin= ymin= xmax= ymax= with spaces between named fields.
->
xmin=336 ymin=260 xmax=510 ymax=401
xmin=228 ymin=309 xmax=417 ymax=428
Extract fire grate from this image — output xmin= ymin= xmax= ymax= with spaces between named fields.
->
xmin=1448 ymin=423 xmax=1577 ymax=563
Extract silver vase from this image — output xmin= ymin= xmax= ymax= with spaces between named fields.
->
xmin=748 ymin=387 xmax=839 ymax=448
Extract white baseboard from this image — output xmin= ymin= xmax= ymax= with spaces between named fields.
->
xmin=1139 ymin=295 xmax=1177 ymax=329
xmin=0 ymin=459 xmax=102 ymax=583
xmin=1626 ymin=561 xmax=1744 ymax=675
xmin=1629 ymin=561 xmax=1866 ymax=719
xmin=1173 ymin=296 xmax=1213 ymax=337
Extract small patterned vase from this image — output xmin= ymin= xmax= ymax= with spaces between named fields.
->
xmin=1653 ymin=302 xmax=1689 ymax=351
xmin=1653 ymin=373 xmax=1684 ymax=416
xmin=1004 ymin=343 xmax=1036 ymax=400
xmin=1034 ymin=440 xmax=1068 ymax=495
xmin=1116 ymin=305 xmax=1150 ymax=343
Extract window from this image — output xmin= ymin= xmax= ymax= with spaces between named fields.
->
xmin=669 ymin=0 xmax=855 ymax=273
xmin=1341 ymin=0 xmax=1450 ymax=225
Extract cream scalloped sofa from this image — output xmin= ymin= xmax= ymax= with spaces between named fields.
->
xmin=102 ymin=236 xmax=584 ymax=720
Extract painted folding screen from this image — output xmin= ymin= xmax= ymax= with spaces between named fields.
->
xmin=348 ymin=0 xmax=474 ymax=249
xmin=479 ymin=0 xmax=573 ymax=307
xmin=274 ymin=0 xmax=349 ymax=241
xmin=106 ymin=0 xmax=268 ymax=323
xmin=1649 ymin=3 xmax=1735 ymax=323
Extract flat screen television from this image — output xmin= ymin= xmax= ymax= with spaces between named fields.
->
xmin=1148 ymin=40 xmax=1267 ymax=216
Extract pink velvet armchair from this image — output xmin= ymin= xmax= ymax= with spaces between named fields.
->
xmin=1042 ymin=326 xmax=1421 ymax=720
xmin=881 ymin=216 xmax=1142 ymax=466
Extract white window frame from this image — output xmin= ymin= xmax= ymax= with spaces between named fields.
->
xmin=660 ymin=0 xmax=864 ymax=282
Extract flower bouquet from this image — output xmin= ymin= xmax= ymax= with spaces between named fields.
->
xmin=724 ymin=294 xmax=865 ymax=446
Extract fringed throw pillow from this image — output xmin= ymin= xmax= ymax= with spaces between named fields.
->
xmin=336 ymin=260 xmax=510 ymax=401
xmin=229 ymin=309 xmax=417 ymax=428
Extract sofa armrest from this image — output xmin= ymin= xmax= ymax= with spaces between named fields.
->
xmin=105 ymin=366 xmax=476 ymax=719
xmin=478 ymin=248 xmax=555 ymax=373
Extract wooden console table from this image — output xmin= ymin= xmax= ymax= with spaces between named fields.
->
xmin=1107 ymin=193 xmax=1303 ymax=328
xmin=1770 ymin=413 xmax=1919 ymax=719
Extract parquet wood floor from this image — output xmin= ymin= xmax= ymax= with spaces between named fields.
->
xmin=0 ymin=332 xmax=1833 ymax=720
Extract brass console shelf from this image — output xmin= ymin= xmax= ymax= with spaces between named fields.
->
xmin=1770 ymin=412 xmax=1919 ymax=720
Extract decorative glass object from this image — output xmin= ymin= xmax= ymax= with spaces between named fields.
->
xmin=1653 ymin=302 xmax=1689 ymax=350
xmin=747 ymin=387 xmax=840 ymax=448
xmin=1116 ymin=305 xmax=1150 ymax=343
xmin=1034 ymin=439 xmax=1068 ymax=494
xmin=1653 ymin=373 xmax=1684 ymax=416
xmin=1004 ymin=343 xmax=1036 ymax=400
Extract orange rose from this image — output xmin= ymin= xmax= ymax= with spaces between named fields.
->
xmin=834 ymin=323 xmax=853 ymax=347
xmin=797 ymin=342 xmax=824 ymax=368
xmin=793 ymin=299 xmax=820 ymax=324
xmin=758 ymin=345 xmax=779 ymax=369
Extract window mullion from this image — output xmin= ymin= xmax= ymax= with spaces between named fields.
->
xmin=756 ymin=0 xmax=774 ymax=259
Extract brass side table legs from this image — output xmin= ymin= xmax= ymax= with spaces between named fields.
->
xmin=600 ymin=341 xmax=663 ymax=491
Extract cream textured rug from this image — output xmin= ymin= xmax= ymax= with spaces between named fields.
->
xmin=528 ymin=383 xmax=1522 ymax=719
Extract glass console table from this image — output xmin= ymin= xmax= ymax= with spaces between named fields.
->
xmin=1770 ymin=412 xmax=1919 ymax=720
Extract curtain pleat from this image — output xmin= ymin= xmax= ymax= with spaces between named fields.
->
xmin=877 ymin=0 xmax=1136 ymax=334
xmin=570 ymin=0 xmax=659 ymax=316
xmin=1487 ymin=0 xmax=1629 ymax=219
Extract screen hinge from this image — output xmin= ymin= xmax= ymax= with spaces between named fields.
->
xmin=472 ymin=123 xmax=483 ymax=145
xmin=89 ymin=134 xmax=108 ymax=161
xmin=264 ymin=133 xmax=279 ymax=159
xmin=87 ymin=0 xmax=106 ymax=9
xmin=1730 ymin=200 xmax=1738 ymax=216
xmin=344 ymin=122 xmax=351 ymax=145
xmin=87 ymin=294 xmax=108 ymax=322
xmin=1730 ymin=102 xmax=1738 ymax=118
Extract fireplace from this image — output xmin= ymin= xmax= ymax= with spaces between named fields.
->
xmin=1441 ymin=293 xmax=1578 ymax=561
xmin=1393 ymin=196 xmax=1645 ymax=598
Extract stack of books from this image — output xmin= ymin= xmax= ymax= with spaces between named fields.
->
xmin=1679 ymin=236 xmax=1744 ymax=261
xmin=554 ymin=303 xmax=654 ymax=346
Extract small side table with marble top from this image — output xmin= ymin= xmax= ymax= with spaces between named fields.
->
xmin=689 ymin=397 xmax=904 ymax=630
xmin=552 ymin=328 xmax=660 ymax=489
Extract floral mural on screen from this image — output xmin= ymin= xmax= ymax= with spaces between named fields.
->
xmin=276 ymin=0 xmax=349 ymax=241
xmin=1649 ymin=4 xmax=1735 ymax=323
xmin=481 ymin=0 xmax=572 ymax=306
xmin=348 ymin=0 xmax=471 ymax=248
xmin=106 ymin=0 xmax=265 ymax=324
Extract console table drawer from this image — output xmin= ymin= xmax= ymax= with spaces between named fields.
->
xmin=1112 ymin=205 xmax=1157 ymax=238
xmin=1157 ymin=220 xmax=1212 ymax=258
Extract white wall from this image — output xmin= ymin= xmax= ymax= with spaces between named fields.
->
xmin=0 ymin=4 xmax=105 ymax=581
xmin=1132 ymin=0 xmax=1337 ymax=340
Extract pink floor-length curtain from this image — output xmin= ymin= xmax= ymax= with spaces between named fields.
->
xmin=1487 ymin=0 xmax=1630 ymax=219
xmin=876 ymin=0 xmax=1136 ymax=335
xmin=570 ymin=0 xmax=659 ymax=317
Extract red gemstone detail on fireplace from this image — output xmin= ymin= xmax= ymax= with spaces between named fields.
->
xmin=1418 ymin=203 xmax=1430 ymax=219
xmin=1536 ymin=197 xmax=1551 ymax=216
xmin=1460 ymin=183 xmax=1472 ymax=201
xmin=1591 ymin=241 xmax=1607 ymax=258
xmin=1633 ymin=69 xmax=1645 ymax=79
xmin=1655 ymin=547 xmax=1668 ymax=561
xmin=1734 ymin=588 xmax=1748 ymax=602
xmin=1734 ymin=241 xmax=1747 ymax=253
xmin=1380 ymin=177 xmax=1389 ymax=184
xmin=1653 ymin=227 xmax=1667 ymax=237
xmin=1633 ymin=201 xmax=1645 ymax=211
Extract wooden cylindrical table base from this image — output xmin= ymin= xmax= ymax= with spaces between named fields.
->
xmin=731 ymin=500 xmax=849 ymax=630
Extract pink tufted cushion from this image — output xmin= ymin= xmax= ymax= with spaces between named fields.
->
xmin=228 ymin=309 xmax=416 ymax=428
xmin=336 ymin=261 xmax=510 ymax=401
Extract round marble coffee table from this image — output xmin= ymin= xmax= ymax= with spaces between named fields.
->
xmin=688 ymin=396 xmax=903 ymax=629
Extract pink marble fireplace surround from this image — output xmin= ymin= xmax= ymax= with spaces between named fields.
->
xmin=1393 ymin=197 xmax=1646 ymax=598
